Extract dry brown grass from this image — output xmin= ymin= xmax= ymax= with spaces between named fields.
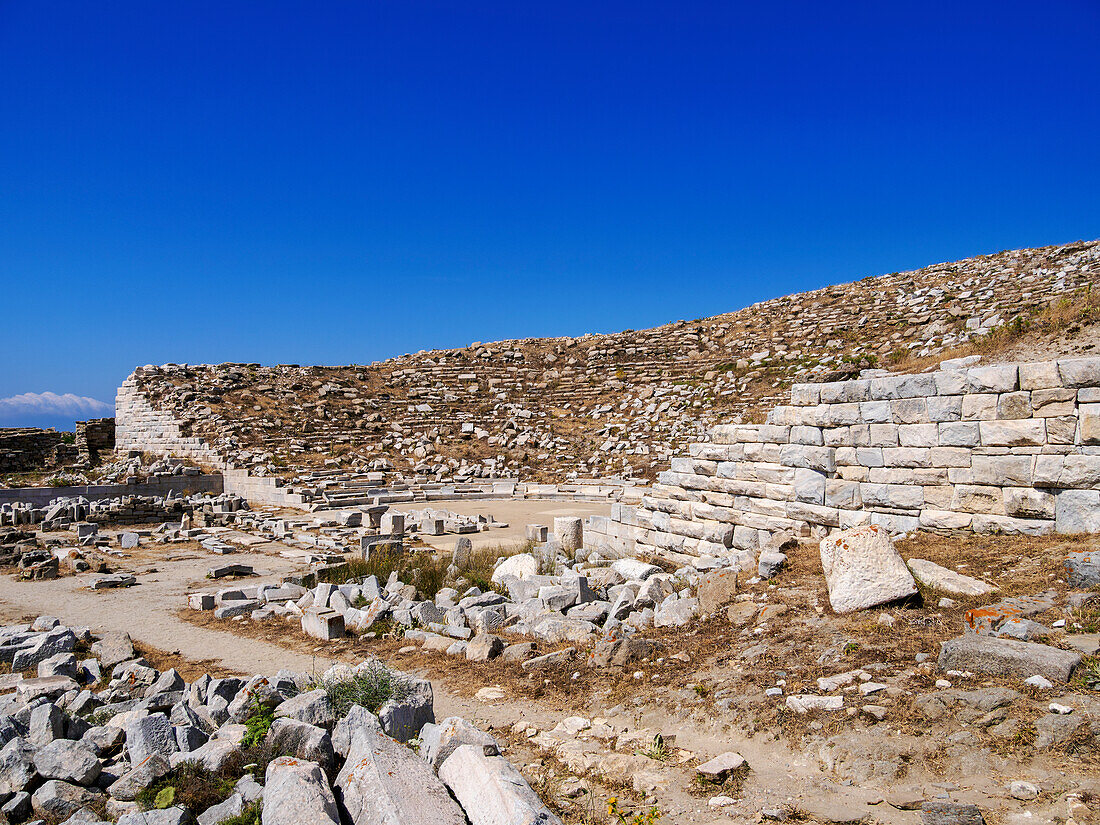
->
xmin=891 ymin=283 xmax=1100 ymax=373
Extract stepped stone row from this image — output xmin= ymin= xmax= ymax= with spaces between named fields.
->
xmin=116 ymin=241 xmax=1100 ymax=484
xmin=588 ymin=357 xmax=1100 ymax=565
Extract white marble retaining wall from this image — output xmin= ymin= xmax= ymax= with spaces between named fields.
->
xmin=591 ymin=358 xmax=1100 ymax=564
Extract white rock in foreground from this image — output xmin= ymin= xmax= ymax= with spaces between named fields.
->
xmin=262 ymin=756 xmax=340 ymax=825
xmin=491 ymin=554 xmax=538 ymax=584
xmin=819 ymin=526 xmax=917 ymax=613
xmin=336 ymin=720 xmax=464 ymax=825
xmin=439 ymin=744 xmax=564 ymax=825
xmin=906 ymin=558 xmax=997 ymax=597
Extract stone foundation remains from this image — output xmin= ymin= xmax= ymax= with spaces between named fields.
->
xmin=589 ymin=356 xmax=1100 ymax=563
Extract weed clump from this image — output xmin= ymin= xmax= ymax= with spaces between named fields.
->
xmin=312 ymin=660 xmax=413 ymax=717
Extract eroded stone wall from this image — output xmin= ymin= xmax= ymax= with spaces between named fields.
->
xmin=590 ymin=357 xmax=1100 ymax=564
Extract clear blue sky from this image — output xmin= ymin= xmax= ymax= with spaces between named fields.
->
xmin=2 ymin=1 xmax=1098 ymax=430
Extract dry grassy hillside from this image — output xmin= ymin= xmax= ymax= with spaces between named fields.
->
xmin=130 ymin=240 xmax=1100 ymax=484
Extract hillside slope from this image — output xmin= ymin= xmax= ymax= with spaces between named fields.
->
xmin=122 ymin=240 xmax=1100 ymax=484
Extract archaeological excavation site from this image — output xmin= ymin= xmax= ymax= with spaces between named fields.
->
xmin=3 ymin=240 xmax=1100 ymax=825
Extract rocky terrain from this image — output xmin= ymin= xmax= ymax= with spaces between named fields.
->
xmin=0 ymin=616 xmax=559 ymax=825
xmin=123 ymin=241 xmax=1100 ymax=485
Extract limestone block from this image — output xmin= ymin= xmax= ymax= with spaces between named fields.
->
xmin=921 ymin=485 xmax=954 ymax=509
xmin=818 ymin=525 xmax=917 ymax=613
xmin=792 ymin=469 xmax=826 ymax=505
xmin=932 ymin=370 xmax=968 ymax=396
xmin=790 ymin=384 xmax=820 ymax=406
xmin=854 ymin=447 xmax=884 ymax=467
xmin=928 ymin=447 xmax=972 ymax=468
xmin=778 ymin=444 xmax=835 ymax=473
xmin=1081 ymin=387 xmax=1100 ymax=403
xmin=1079 ymin=404 xmax=1100 ymax=444
xmin=1058 ymin=356 xmax=1100 ymax=387
xmin=439 ymin=745 xmax=564 ymax=825
xmin=834 ymin=446 xmax=857 ymax=465
xmin=859 ymin=400 xmax=892 ymax=423
xmin=859 ymin=483 xmax=923 ymax=511
xmin=951 ymin=485 xmax=1004 ymax=515
xmin=938 ymin=635 xmax=1080 ymax=682
xmin=1031 ymin=388 xmax=1075 ymax=417
xmin=838 ymin=509 xmax=873 ymax=529
xmin=868 ymin=512 xmax=921 ymax=533
xmin=302 ymin=609 xmax=344 ymax=641
xmin=824 ymin=479 xmax=861 ymax=510
xmin=1059 ymin=455 xmax=1100 ymax=488
xmin=870 ymin=374 xmax=936 ymax=400
xmin=838 ymin=465 xmax=869 ymax=482
xmin=898 ymin=424 xmax=938 ymax=448
xmin=978 ymin=420 xmax=1046 ymax=447
xmin=817 ymin=403 xmax=861 ymax=427
xmin=870 ymin=467 xmax=945 ymax=485
xmin=1004 ymin=488 xmax=1055 ymax=519
xmin=891 ymin=399 xmax=929 ymax=424
xmin=868 ymin=424 xmax=899 ymax=447
xmin=881 ymin=448 xmax=930 ymax=468
xmin=850 ymin=424 xmax=871 ymax=446
xmin=969 ymin=455 xmax=1032 ymax=486
xmin=262 ymin=757 xmax=340 ymax=825
xmin=919 ymin=510 xmax=973 ymax=530
xmin=907 ymin=559 xmax=997 ymax=596
xmin=786 ymin=425 xmax=822 ymax=446
xmin=996 ymin=392 xmax=1032 ymax=420
xmin=335 ymin=721 xmax=464 ymax=825
xmin=927 ymin=395 xmax=963 ymax=422
xmin=1046 ymin=415 xmax=1077 ymax=445
xmin=961 ymin=394 xmax=997 ymax=420
xmin=1056 ymin=490 xmax=1100 ymax=533
xmin=785 ymin=501 xmax=841 ymax=527
xmin=1019 ymin=361 xmax=1061 ymax=390
xmin=937 ymin=422 xmax=980 ymax=447
xmin=1032 ymin=455 xmax=1064 ymax=487
xmin=967 ymin=365 xmax=1018 ymax=393
xmin=971 ymin=514 xmax=1053 ymax=536
xmin=822 ymin=427 xmax=853 ymax=447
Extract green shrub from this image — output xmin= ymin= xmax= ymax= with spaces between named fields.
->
xmin=218 ymin=801 xmax=262 ymax=825
xmin=312 ymin=661 xmax=413 ymax=717
xmin=242 ymin=698 xmax=276 ymax=748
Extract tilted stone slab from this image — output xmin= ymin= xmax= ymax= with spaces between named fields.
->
xmin=438 ymin=744 xmax=563 ymax=825
xmin=938 ymin=635 xmax=1081 ymax=683
xmin=335 ymin=723 xmax=465 ymax=825
xmin=907 ymin=559 xmax=997 ymax=597
xmin=262 ymin=756 xmax=340 ymax=825
xmin=819 ymin=526 xmax=917 ymax=613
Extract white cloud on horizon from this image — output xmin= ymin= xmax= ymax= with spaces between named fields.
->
xmin=0 ymin=391 xmax=113 ymax=420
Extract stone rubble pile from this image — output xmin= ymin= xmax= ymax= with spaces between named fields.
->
xmin=1 ymin=493 xmax=249 ymax=530
xmin=0 ymin=618 xmax=560 ymax=825
xmin=117 ymin=241 xmax=1100 ymax=484
xmin=189 ymin=528 xmax=749 ymax=653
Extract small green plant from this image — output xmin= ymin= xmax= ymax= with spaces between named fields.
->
xmin=311 ymin=661 xmax=413 ymax=717
xmin=1076 ymin=657 xmax=1100 ymax=692
xmin=218 ymin=801 xmax=262 ymax=825
xmin=86 ymin=707 xmax=118 ymax=727
xmin=634 ymin=734 xmax=672 ymax=763
xmin=241 ymin=698 xmax=276 ymax=748
xmin=843 ymin=641 xmax=860 ymax=655
xmin=607 ymin=797 xmax=663 ymax=825
xmin=153 ymin=787 xmax=175 ymax=809
xmin=692 ymin=684 xmax=708 ymax=697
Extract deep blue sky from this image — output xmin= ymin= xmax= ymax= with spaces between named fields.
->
xmin=2 ymin=1 xmax=1099 ymax=430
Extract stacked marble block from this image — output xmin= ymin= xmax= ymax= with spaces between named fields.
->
xmin=598 ymin=357 xmax=1100 ymax=565
xmin=115 ymin=374 xmax=225 ymax=469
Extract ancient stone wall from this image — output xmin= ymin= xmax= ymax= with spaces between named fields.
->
xmin=0 ymin=428 xmax=76 ymax=473
xmin=589 ymin=357 xmax=1100 ymax=564
xmin=115 ymin=375 xmax=225 ymax=468
xmin=75 ymin=417 xmax=115 ymax=464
